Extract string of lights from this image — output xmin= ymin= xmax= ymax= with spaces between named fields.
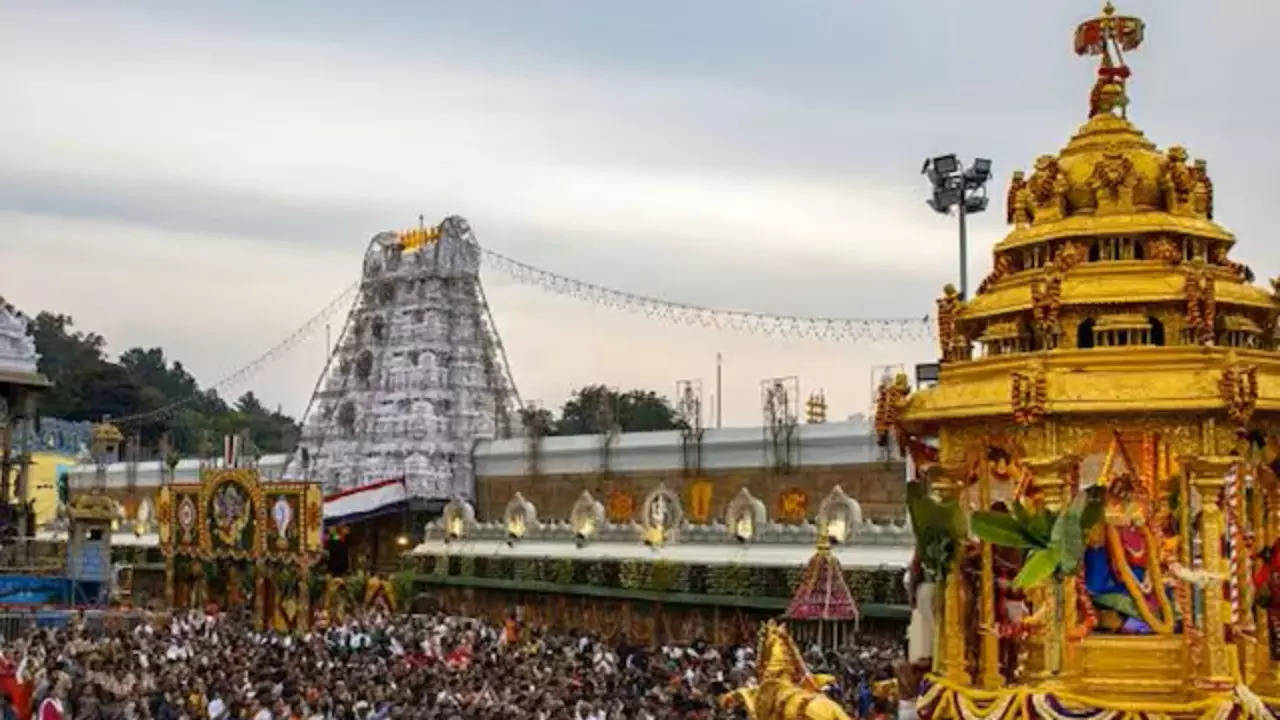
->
xmin=105 ymin=241 xmax=932 ymax=429
xmin=480 ymin=248 xmax=934 ymax=343
xmin=109 ymin=282 xmax=361 ymax=427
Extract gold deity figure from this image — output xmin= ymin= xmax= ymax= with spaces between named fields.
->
xmin=1081 ymin=474 xmax=1174 ymax=634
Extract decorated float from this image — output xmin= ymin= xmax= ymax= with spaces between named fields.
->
xmin=883 ymin=4 xmax=1280 ymax=718
xmin=157 ymin=465 xmax=324 ymax=630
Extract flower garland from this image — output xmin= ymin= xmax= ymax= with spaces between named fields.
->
xmin=1105 ymin=523 xmax=1175 ymax=633
xmin=918 ymin=676 xmax=1280 ymax=720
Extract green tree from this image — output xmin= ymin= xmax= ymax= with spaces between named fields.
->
xmin=553 ymin=385 xmax=683 ymax=435
xmin=19 ymin=301 xmax=300 ymax=458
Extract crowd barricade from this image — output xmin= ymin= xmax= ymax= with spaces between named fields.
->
xmin=0 ymin=607 xmax=164 ymax=640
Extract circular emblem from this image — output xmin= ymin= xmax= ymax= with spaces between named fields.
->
xmin=177 ymin=496 xmax=196 ymax=541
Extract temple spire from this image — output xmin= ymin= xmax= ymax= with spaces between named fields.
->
xmin=1074 ymin=2 xmax=1146 ymax=118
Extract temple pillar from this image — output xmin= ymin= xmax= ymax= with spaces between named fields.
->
xmin=1184 ymin=456 xmax=1239 ymax=690
xmin=1265 ymin=482 xmax=1280 ymax=686
xmin=1022 ymin=455 xmax=1082 ymax=681
xmin=299 ymin=565 xmax=312 ymax=633
xmin=164 ymin=553 xmax=174 ymax=608
xmin=977 ymin=460 xmax=1000 ymax=690
xmin=254 ymin=561 xmax=266 ymax=631
xmin=933 ymin=466 xmax=971 ymax=685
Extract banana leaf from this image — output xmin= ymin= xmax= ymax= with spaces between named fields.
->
xmin=970 ymin=511 xmax=1035 ymax=549
xmin=906 ymin=482 xmax=967 ymax=581
xmin=1013 ymin=547 xmax=1060 ymax=589
xmin=1093 ymin=592 xmax=1140 ymax=618
xmin=1051 ymin=494 xmax=1085 ymax=575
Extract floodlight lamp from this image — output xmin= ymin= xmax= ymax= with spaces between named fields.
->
xmin=965 ymin=195 xmax=989 ymax=213
xmin=973 ymin=158 xmax=992 ymax=176
xmin=933 ymin=187 xmax=962 ymax=210
xmin=931 ymin=154 xmax=959 ymax=176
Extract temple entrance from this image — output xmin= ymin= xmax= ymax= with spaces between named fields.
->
xmin=158 ymin=464 xmax=324 ymax=630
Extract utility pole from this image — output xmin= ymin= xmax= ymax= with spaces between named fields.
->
xmin=715 ymin=352 xmax=723 ymax=429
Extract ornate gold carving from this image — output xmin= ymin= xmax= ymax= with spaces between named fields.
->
xmin=874 ymin=373 xmax=911 ymax=451
xmin=1219 ymin=352 xmax=1259 ymax=427
xmin=936 ymin=284 xmax=968 ymax=362
xmin=1146 ymin=236 xmax=1181 ymax=264
xmin=1031 ymin=268 xmax=1064 ymax=345
xmin=1055 ymin=240 xmax=1087 ymax=273
xmin=1210 ymin=243 xmax=1252 ymax=283
xmin=1011 ymin=366 xmax=1048 ymax=426
xmin=1089 ymin=148 xmax=1137 ymax=215
xmin=1184 ymin=263 xmax=1217 ymax=346
xmin=1028 ymin=155 xmax=1069 ymax=224
xmin=1162 ymin=145 xmax=1199 ymax=216
xmin=1193 ymin=158 xmax=1214 ymax=219
xmin=720 ymin=621 xmax=853 ymax=720
xmin=977 ymin=253 xmax=1015 ymax=295
xmin=1007 ymin=170 xmax=1032 ymax=227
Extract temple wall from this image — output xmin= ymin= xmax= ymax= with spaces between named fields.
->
xmin=473 ymin=422 xmax=907 ymax=524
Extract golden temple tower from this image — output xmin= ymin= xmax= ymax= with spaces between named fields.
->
xmin=893 ymin=4 xmax=1280 ymax=716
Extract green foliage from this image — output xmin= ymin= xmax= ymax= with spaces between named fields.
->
xmin=585 ymin=562 xmax=606 ymax=587
xmin=969 ymin=512 xmax=1036 ymax=549
xmin=551 ymin=558 xmax=574 ymax=585
xmin=391 ymin=569 xmax=416 ymax=606
xmin=200 ymin=560 xmax=221 ymax=585
xmin=707 ymin=564 xmax=751 ymax=596
xmin=308 ymin=573 xmax=327 ymax=603
xmin=647 ymin=561 xmax=685 ymax=593
xmin=1013 ymin=548 xmax=1061 ymax=588
xmin=619 ymin=561 xmax=645 ymax=590
xmin=906 ymin=481 xmax=968 ymax=581
xmin=971 ymin=488 xmax=1104 ymax=589
xmin=344 ymin=571 xmax=369 ymax=607
xmin=552 ymin=385 xmax=684 ymax=435
xmin=513 ymin=559 xmax=539 ymax=582
xmin=23 ymin=307 xmax=298 ymax=455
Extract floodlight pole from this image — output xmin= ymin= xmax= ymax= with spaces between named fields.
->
xmin=957 ymin=185 xmax=968 ymax=300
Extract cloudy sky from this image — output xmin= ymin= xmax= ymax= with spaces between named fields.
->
xmin=3 ymin=1 xmax=1279 ymax=427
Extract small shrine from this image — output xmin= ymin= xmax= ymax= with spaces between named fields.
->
xmin=784 ymin=536 xmax=859 ymax=650
xmin=65 ymin=491 xmax=115 ymax=605
xmin=157 ymin=456 xmax=324 ymax=631
xmin=881 ymin=3 xmax=1280 ymax=717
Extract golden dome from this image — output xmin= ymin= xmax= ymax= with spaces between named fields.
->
xmin=906 ymin=1 xmax=1280 ymax=428
xmin=91 ymin=422 xmax=123 ymax=444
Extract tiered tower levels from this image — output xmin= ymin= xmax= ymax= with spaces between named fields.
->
xmin=288 ymin=217 xmax=518 ymax=500
xmin=909 ymin=83 xmax=1280 ymax=427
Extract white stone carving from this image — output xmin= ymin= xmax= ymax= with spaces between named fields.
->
xmin=503 ymin=492 xmax=538 ymax=539
xmin=641 ymin=484 xmax=683 ymax=545
xmin=569 ymin=491 xmax=604 ymax=539
xmin=441 ymin=496 xmax=476 ymax=539
xmin=816 ymin=485 xmax=863 ymax=544
xmin=286 ymin=217 xmax=520 ymax=501
xmin=725 ymin=487 xmax=767 ymax=542
xmin=0 ymin=306 xmax=39 ymax=376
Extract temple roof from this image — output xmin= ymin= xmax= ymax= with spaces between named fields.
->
xmin=784 ymin=539 xmax=859 ymax=622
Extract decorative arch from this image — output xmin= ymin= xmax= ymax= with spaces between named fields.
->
xmin=570 ymin=491 xmax=605 ymax=539
xmin=441 ymin=497 xmax=476 ymax=539
xmin=725 ymin=487 xmax=768 ymax=542
xmin=640 ymin=484 xmax=683 ymax=545
xmin=503 ymin=492 xmax=538 ymax=539
xmin=816 ymin=485 xmax=863 ymax=544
